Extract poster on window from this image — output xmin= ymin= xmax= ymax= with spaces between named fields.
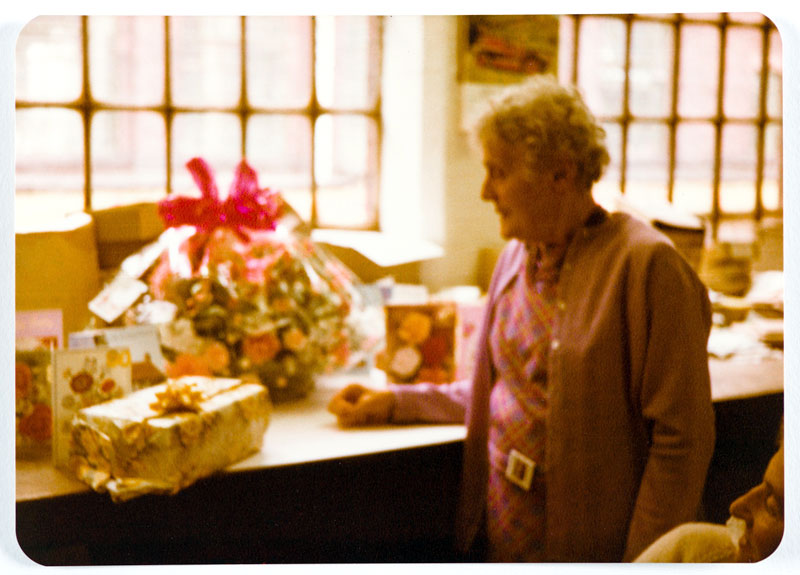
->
xmin=459 ymin=15 xmax=559 ymax=84
xmin=459 ymin=15 xmax=560 ymax=132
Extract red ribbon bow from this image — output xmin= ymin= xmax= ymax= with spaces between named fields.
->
xmin=158 ymin=158 xmax=282 ymax=236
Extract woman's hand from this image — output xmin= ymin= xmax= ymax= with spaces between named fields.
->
xmin=327 ymin=383 xmax=396 ymax=428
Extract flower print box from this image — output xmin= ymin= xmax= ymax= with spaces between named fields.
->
xmin=69 ymin=376 xmax=271 ymax=502
xmin=383 ymin=303 xmax=458 ymax=384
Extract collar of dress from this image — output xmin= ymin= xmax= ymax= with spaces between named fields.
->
xmin=495 ymin=207 xmax=611 ymax=296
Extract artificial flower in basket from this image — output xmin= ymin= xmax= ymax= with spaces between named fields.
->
xmin=133 ymin=157 xmax=364 ymax=403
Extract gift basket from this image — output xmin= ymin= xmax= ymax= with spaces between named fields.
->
xmin=89 ymin=158 xmax=367 ymax=403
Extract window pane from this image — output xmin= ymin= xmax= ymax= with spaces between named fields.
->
xmin=315 ymin=114 xmax=377 ymax=228
xmin=763 ymin=123 xmax=782 ymax=211
xmin=767 ymin=29 xmax=782 ymax=119
xmin=246 ymin=114 xmax=312 ymax=221
xmin=724 ymin=25 xmax=762 ymax=119
xmin=171 ymin=16 xmax=241 ymax=108
xmin=674 ymin=122 xmax=715 ymax=214
xmin=678 ymin=24 xmax=720 ymax=118
xmin=91 ymin=111 xmax=166 ymax=210
xmin=89 ymin=16 xmax=165 ymax=106
xmin=682 ymin=13 xmax=723 ymax=22
xmin=630 ymin=21 xmax=674 ymax=118
xmin=627 ymin=123 xmax=670 ymax=183
xmin=246 ymin=17 xmax=312 ymax=109
xmin=577 ymin=17 xmax=626 ymax=117
xmin=599 ymin=121 xmax=622 ymax=185
xmin=728 ymin=12 xmax=766 ymax=24
xmin=16 ymin=16 xmax=82 ymax=103
xmin=624 ymin=123 xmax=669 ymax=208
xmin=171 ymin=113 xmax=242 ymax=194
xmin=316 ymin=16 xmax=381 ymax=110
xmin=16 ymin=108 xmax=84 ymax=189
xmin=720 ymin=124 xmax=757 ymax=213
xmin=16 ymin=109 xmax=85 ymax=224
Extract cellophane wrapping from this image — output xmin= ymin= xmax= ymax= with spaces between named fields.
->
xmin=95 ymin=158 xmax=371 ymax=402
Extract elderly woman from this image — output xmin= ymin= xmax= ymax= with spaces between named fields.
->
xmin=328 ymin=75 xmax=715 ymax=562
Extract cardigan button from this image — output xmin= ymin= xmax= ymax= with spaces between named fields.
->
xmin=557 ymin=300 xmax=566 ymax=311
xmin=550 ymin=339 xmax=561 ymax=351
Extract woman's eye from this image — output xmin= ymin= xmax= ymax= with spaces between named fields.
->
xmin=766 ymin=496 xmax=783 ymax=518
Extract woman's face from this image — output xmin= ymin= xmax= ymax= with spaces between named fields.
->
xmin=730 ymin=446 xmax=784 ymax=562
xmin=480 ymin=134 xmax=572 ymax=246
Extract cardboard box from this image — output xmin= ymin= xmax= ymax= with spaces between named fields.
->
xmin=91 ymin=203 xmax=165 ymax=270
xmin=16 ymin=212 xmax=101 ymax=337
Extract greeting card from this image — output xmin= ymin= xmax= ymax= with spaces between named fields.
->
xmin=15 ymin=349 xmax=54 ymax=459
xmin=16 ymin=309 xmax=63 ymax=351
xmin=383 ymin=303 xmax=457 ymax=384
xmin=52 ymin=348 xmax=133 ymax=469
xmin=69 ymin=324 xmax=167 ymax=389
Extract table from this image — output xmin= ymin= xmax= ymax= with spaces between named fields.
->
xmin=16 ymin=371 xmax=467 ymax=565
xmin=16 ymin=355 xmax=784 ymax=565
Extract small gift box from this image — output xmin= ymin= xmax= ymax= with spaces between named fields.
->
xmin=382 ymin=303 xmax=457 ymax=384
xmin=69 ymin=376 xmax=271 ymax=502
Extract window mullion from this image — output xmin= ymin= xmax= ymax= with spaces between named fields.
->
xmin=619 ymin=15 xmax=633 ymax=196
xmin=310 ymin=16 xmax=319 ymax=228
xmin=666 ymin=15 xmax=682 ymax=204
xmin=164 ymin=16 xmax=174 ymax=195
xmin=710 ymin=15 xmax=729 ymax=239
xmin=754 ymin=17 xmax=771 ymax=222
xmin=81 ymin=16 xmax=92 ymax=211
xmin=239 ymin=16 xmax=248 ymax=160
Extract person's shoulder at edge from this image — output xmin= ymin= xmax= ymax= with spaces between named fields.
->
xmin=634 ymin=522 xmax=739 ymax=563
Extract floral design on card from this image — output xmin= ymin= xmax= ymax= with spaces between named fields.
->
xmin=52 ymin=348 xmax=132 ymax=469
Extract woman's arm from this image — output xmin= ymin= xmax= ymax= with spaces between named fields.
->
xmin=624 ymin=245 xmax=716 ymax=560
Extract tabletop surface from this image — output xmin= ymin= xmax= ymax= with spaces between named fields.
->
xmin=15 ymin=369 xmax=467 ymax=503
xmin=16 ymin=350 xmax=783 ymax=503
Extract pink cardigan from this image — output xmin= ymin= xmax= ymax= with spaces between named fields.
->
xmin=391 ymin=211 xmax=715 ymax=562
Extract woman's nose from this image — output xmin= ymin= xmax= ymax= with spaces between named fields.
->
xmin=481 ymin=178 xmax=494 ymax=201
xmin=730 ymin=485 xmax=758 ymax=523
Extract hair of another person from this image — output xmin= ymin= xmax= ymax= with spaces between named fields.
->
xmin=474 ymin=74 xmax=610 ymax=193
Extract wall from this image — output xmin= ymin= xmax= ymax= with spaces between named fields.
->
xmin=382 ymin=16 xmax=505 ymax=292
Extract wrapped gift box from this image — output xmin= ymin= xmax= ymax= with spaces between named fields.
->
xmin=69 ymin=376 xmax=271 ymax=501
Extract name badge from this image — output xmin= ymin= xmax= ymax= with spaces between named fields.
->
xmin=505 ymin=448 xmax=535 ymax=491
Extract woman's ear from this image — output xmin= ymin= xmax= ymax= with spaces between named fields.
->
xmin=552 ymin=158 xmax=577 ymax=187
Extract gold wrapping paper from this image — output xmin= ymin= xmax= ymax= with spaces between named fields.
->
xmin=69 ymin=376 xmax=271 ymax=501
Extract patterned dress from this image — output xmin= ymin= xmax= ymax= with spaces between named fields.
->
xmin=486 ymin=246 xmax=562 ymax=562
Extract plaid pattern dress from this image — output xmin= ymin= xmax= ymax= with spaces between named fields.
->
xmin=486 ymin=248 xmax=561 ymax=562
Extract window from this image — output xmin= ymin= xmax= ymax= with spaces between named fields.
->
xmin=15 ymin=15 xmax=383 ymax=230
xmin=559 ymin=13 xmax=782 ymax=238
